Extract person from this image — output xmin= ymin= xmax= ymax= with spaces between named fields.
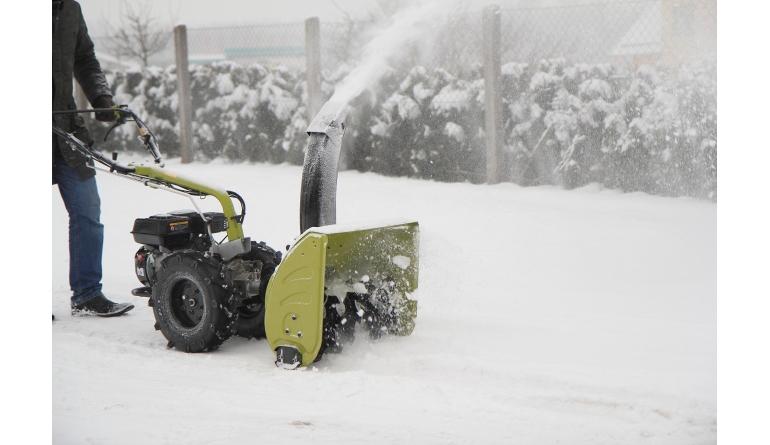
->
xmin=53 ymin=0 xmax=134 ymax=317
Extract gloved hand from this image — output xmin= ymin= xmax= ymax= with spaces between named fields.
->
xmin=93 ymin=95 xmax=117 ymax=122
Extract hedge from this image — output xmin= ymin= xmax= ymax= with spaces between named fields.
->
xmin=99 ymin=57 xmax=716 ymax=200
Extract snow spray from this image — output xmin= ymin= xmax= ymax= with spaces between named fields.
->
xmin=329 ymin=0 xmax=462 ymax=106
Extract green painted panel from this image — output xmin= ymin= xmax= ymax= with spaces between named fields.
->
xmin=264 ymin=232 xmax=327 ymax=366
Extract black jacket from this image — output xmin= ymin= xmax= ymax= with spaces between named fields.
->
xmin=52 ymin=0 xmax=112 ymax=182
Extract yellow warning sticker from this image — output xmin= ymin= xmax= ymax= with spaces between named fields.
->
xmin=169 ymin=221 xmax=188 ymax=232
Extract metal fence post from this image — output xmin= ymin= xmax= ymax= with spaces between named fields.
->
xmin=483 ymin=5 xmax=502 ymax=185
xmin=305 ymin=17 xmax=323 ymax=121
xmin=174 ymin=24 xmax=194 ymax=164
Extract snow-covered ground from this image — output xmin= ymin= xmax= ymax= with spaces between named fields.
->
xmin=52 ymin=157 xmax=716 ymax=444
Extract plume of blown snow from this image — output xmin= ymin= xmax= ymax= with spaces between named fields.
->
xmin=329 ymin=0 xmax=462 ymax=106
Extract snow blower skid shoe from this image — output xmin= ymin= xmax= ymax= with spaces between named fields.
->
xmin=265 ymin=220 xmax=419 ymax=368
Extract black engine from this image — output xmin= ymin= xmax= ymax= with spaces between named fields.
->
xmin=131 ymin=210 xmax=228 ymax=249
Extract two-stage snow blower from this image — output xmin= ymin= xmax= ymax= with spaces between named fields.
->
xmin=52 ymin=102 xmax=419 ymax=369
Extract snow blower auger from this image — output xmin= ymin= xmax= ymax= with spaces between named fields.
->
xmin=52 ymin=103 xmax=419 ymax=368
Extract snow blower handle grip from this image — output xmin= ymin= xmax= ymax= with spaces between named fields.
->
xmin=145 ymin=133 xmax=164 ymax=167
xmin=100 ymin=104 xmax=135 ymax=143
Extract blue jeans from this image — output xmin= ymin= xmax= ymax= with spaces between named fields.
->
xmin=54 ymin=149 xmax=104 ymax=306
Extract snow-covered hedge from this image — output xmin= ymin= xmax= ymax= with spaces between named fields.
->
xmin=342 ymin=65 xmax=487 ymax=183
xmin=500 ymin=58 xmax=717 ymax=199
xmin=102 ymin=58 xmax=716 ymax=200
xmin=104 ymin=62 xmax=305 ymax=164
xmin=346 ymin=58 xmax=717 ymax=199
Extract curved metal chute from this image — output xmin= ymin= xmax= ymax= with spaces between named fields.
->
xmin=299 ymin=101 xmax=348 ymax=233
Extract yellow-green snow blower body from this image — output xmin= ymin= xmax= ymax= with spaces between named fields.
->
xmin=58 ymin=103 xmax=422 ymax=368
xmin=265 ymin=219 xmax=419 ymax=367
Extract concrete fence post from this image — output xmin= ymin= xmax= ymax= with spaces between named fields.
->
xmin=483 ymin=5 xmax=503 ymax=184
xmin=305 ymin=17 xmax=323 ymax=121
xmin=174 ymin=24 xmax=194 ymax=164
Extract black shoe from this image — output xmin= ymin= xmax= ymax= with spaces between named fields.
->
xmin=71 ymin=293 xmax=135 ymax=317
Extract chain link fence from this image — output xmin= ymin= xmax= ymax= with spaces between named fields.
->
xmin=501 ymin=0 xmax=716 ymax=66
xmin=91 ymin=0 xmax=716 ymax=79
xmin=92 ymin=22 xmax=369 ymax=72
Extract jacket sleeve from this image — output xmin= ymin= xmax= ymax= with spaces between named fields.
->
xmin=72 ymin=4 xmax=112 ymax=105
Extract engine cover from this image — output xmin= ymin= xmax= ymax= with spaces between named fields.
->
xmin=132 ymin=211 xmax=228 ymax=248
xmin=132 ymin=214 xmax=192 ymax=248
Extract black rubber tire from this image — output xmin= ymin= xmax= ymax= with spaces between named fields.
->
xmin=152 ymin=252 xmax=233 ymax=353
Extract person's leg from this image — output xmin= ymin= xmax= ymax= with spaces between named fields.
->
xmin=53 ymin=149 xmax=104 ymax=306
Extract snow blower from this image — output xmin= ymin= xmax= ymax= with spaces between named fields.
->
xmin=52 ymin=103 xmax=419 ymax=369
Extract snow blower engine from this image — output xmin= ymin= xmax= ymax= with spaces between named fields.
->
xmin=52 ymin=102 xmax=419 ymax=369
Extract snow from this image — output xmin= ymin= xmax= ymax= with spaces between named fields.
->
xmin=259 ymin=72 xmax=299 ymax=121
xmin=529 ymin=71 xmax=561 ymax=91
xmin=431 ymin=83 xmax=470 ymax=115
xmin=412 ymin=82 xmax=434 ymax=102
xmin=579 ymin=78 xmax=613 ymax=101
xmin=501 ymin=61 xmax=528 ymax=78
xmin=215 ymin=72 xmax=235 ymax=95
xmin=52 ymin=158 xmax=716 ymax=444
xmin=391 ymin=255 xmax=411 ymax=270
xmin=443 ymin=121 xmax=466 ymax=142
xmin=383 ymin=93 xmax=422 ymax=121
xmin=352 ymin=282 xmax=368 ymax=294
xmin=329 ymin=1 xmax=462 ymax=105
xmin=369 ymin=117 xmax=392 ymax=138
xmin=309 ymin=218 xmax=415 ymax=234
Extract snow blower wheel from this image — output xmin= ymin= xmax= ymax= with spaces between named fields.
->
xmin=152 ymin=252 xmax=233 ymax=353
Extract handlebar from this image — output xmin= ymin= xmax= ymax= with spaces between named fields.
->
xmin=53 ymin=106 xmax=248 ymax=229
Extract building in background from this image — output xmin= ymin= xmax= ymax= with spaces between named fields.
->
xmin=612 ymin=0 xmax=717 ymax=67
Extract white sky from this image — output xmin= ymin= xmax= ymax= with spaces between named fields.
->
xmin=78 ymin=0 xmax=376 ymax=36
xmin=77 ymin=0 xmax=519 ymax=37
